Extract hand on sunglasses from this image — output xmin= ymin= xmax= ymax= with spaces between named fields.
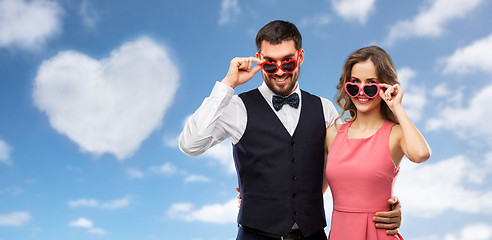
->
xmin=222 ymin=57 xmax=263 ymax=89
xmin=379 ymin=83 xmax=404 ymax=110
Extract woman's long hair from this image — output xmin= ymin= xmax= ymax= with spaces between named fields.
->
xmin=335 ymin=46 xmax=400 ymax=124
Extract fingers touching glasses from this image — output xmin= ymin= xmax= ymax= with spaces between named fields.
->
xmin=233 ymin=57 xmax=262 ymax=71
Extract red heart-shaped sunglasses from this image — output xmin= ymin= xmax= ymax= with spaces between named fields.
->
xmin=258 ymin=50 xmax=300 ymax=74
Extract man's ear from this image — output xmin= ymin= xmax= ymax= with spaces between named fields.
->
xmin=256 ymin=52 xmax=260 ymax=59
xmin=298 ymin=48 xmax=305 ymax=66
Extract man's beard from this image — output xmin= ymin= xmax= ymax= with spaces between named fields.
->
xmin=263 ymin=70 xmax=299 ymax=97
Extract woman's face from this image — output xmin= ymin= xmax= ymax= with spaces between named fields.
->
xmin=347 ymin=60 xmax=382 ymax=113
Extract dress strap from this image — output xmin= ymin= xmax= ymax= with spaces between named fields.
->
xmin=381 ymin=121 xmax=396 ymax=135
xmin=337 ymin=122 xmax=352 ymax=134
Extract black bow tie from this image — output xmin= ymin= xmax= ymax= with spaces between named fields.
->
xmin=272 ymin=93 xmax=300 ymax=111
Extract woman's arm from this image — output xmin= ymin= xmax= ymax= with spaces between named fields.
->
xmin=380 ymin=83 xmax=431 ymax=163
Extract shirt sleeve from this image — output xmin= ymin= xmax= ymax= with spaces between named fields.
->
xmin=179 ymin=81 xmax=247 ymax=156
xmin=320 ymin=97 xmax=339 ymax=128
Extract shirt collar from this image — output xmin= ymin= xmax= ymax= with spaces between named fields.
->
xmin=258 ymin=81 xmax=301 ymax=102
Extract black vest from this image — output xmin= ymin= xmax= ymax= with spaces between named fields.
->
xmin=233 ymin=89 xmax=327 ymax=237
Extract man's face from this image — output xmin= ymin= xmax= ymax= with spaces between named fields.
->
xmin=257 ymin=40 xmax=304 ymax=97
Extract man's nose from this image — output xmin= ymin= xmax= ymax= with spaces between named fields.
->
xmin=275 ymin=63 xmax=285 ymax=75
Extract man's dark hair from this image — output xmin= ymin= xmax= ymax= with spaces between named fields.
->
xmin=256 ymin=20 xmax=302 ymax=52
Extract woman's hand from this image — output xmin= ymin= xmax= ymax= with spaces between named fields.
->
xmin=379 ymin=83 xmax=403 ymax=111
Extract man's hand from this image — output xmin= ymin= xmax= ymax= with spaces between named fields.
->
xmin=222 ymin=57 xmax=262 ymax=89
xmin=373 ymin=196 xmax=402 ymax=235
xmin=236 ymin=188 xmax=242 ymax=210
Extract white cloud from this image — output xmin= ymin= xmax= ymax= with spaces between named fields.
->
xmin=163 ymin=134 xmax=179 ymax=148
xmin=69 ymin=217 xmax=108 ymax=234
xmin=397 ymin=67 xmax=426 ymax=122
xmin=218 ymin=0 xmax=240 ymax=25
xmin=78 ymin=0 xmax=98 ymax=28
xmin=385 ymin=0 xmax=484 ymax=45
xmin=167 ymin=203 xmax=193 ymax=215
xmin=430 ymin=82 xmax=465 ymax=110
xmin=0 ymin=0 xmax=63 ymax=50
xmin=68 ymin=196 xmax=130 ymax=210
xmin=442 ymin=34 xmax=492 ymax=74
xmin=68 ymin=199 xmax=98 ymax=208
xmin=300 ymin=14 xmax=331 ymax=28
xmin=150 ymin=162 xmax=177 ymax=175
xmin=401 ymin=88 xmax=426 ymax=122
xmin=414 ymin=223 xmax=492 ymax=240
xmin=131 ymin=164 xmax=201 ymax=179
xmin=69 ymin=217 xmax=93 ymax=228
xmin=130 ymin=163 xmax=212 ymax=181
xmin=0 ymin=138 xmax=12 ymax=165
xmin=0 ymin=186 xmax=23 ymax=195
xmin=396 ymin=67 xmax=415 ymax=89
xmin=0 ymin=212 xmax=30 ymax=226
xmin=100 ymin=197 xmax=130 ymax=209
xmin=67 ymin=165 xmax=82 ymax=172
xmin=202 ymin=141 xmax=236 ymax=174
xmin=88 ymin=228 xmax=108 ymax=235
xmin=444 ymin=223 xmax=492 ymax=240
xmin=167 ymin=198 xmax=237 ymax=224
xmin=331 ymin=0 xmax=375 ymax=24
xmin=395 ymin=155 xmax=492 ymax=218
xmin=184 ymin=174 xmax=210 ymax=183
xmin=33 ymin=37 xmax=180 ymax=160
xmin=426 ymin=83 xmax=492 ymax=144
xmin=127 ymin=168 xmax=145 ymax=179
xmin=485 ymin=152 xmax=492 ymax=170
xmin=431 ymin=82 xmax=451 ymax=98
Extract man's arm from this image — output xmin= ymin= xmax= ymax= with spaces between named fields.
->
xmin=373 ymin=196 xmax=402 ymax=235
xmin=179 ymin=57 xmax=262 ymax=156
xmin=179 ymin=82 xmax=235 ymax=156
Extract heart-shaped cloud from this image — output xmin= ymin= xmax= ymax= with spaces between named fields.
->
xmin=33 ymin=37 xmax=179 ymax=160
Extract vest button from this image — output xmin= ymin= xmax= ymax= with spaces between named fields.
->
xmin=291 ymin=141 xmax=295 ymax=146
xmin=292 ymin=158 xmax=296 ymax=163
xmin=294 ymin=211 xmax=298 ymax=216
xmin=292 ymin=193 xmax=296 ymax=198
xmin=292 ymin=176 xmax=297 ymax=181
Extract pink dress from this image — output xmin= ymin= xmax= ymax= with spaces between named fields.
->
xmin=326 ymin=121 xmax=403 ymax=240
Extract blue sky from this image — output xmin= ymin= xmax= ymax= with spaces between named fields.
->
xmin=1 ymin=0 xmax=491 ymax=239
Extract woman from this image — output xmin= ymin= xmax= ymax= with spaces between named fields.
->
xmin=324 ymin=46 xmax=431 ymax=239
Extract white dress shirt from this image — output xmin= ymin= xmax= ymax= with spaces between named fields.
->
xmin=179 ymin=81 xmax=339 ymax=156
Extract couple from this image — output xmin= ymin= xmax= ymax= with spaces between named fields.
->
xmin=179 ymin=20 xmax=430 ymax=240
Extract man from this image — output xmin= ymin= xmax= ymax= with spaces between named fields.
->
xmin=179 ymin=20 xmax=401 ymax=240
